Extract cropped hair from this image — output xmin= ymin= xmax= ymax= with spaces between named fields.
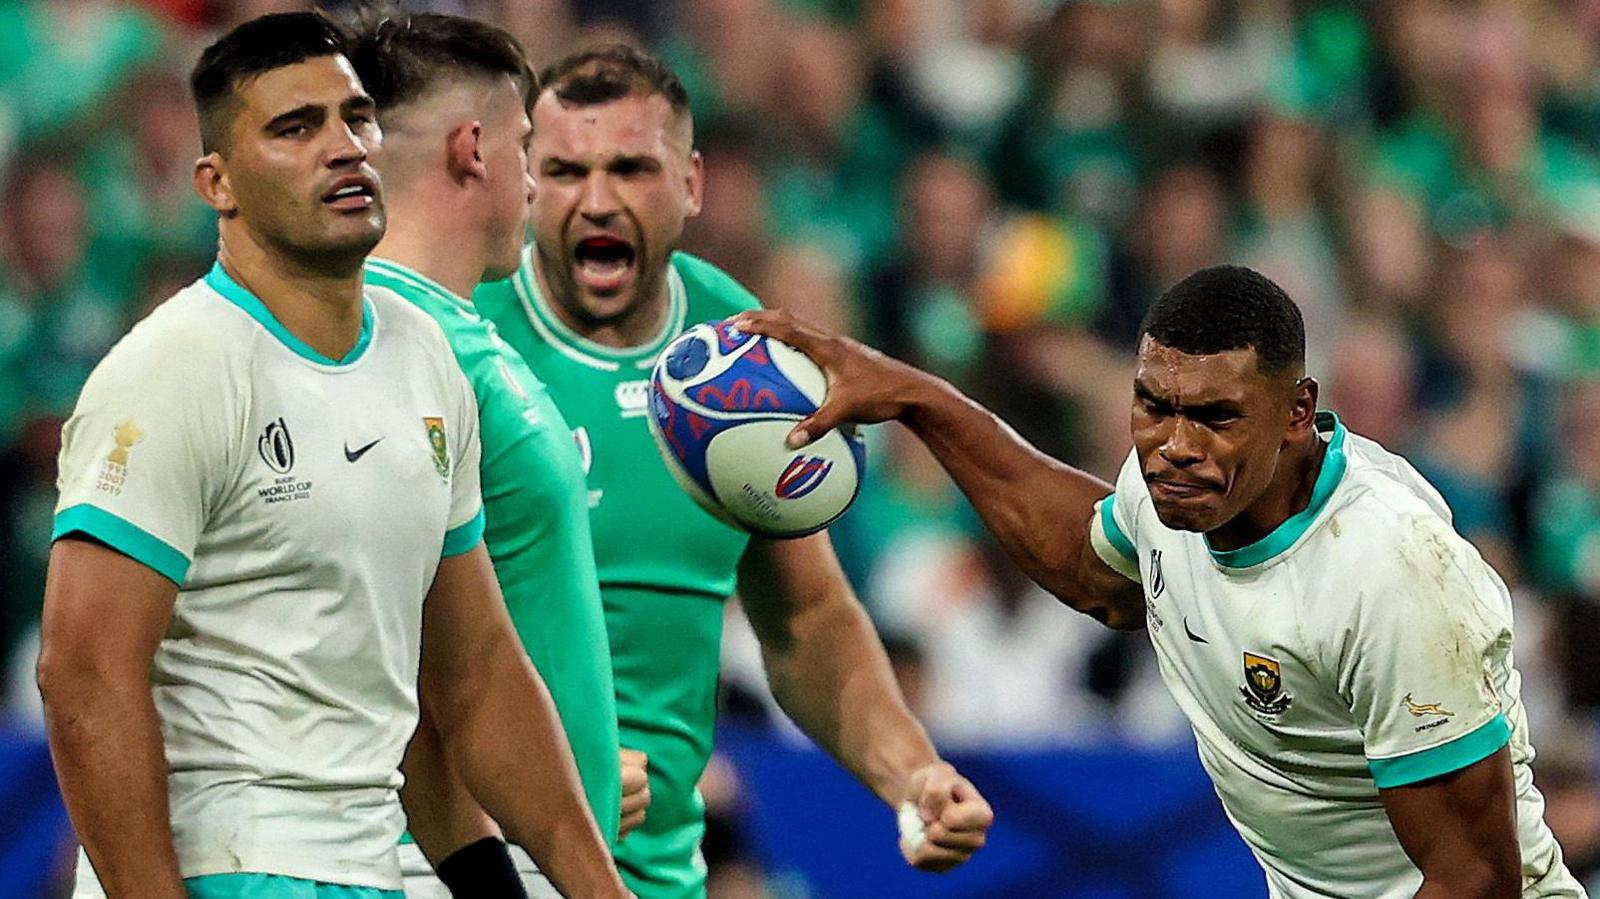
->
xmin=1139 ymin=265 xmax=1306 ymax=375
xmin=537 ymin=44 xmax=690 ymax=118
xmin=344 ymin=10 xmax=535 ymax=115
xmin=190 ymin=12 xmax=353 ymax=154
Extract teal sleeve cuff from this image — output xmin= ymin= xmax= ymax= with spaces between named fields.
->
xmin=52 ymin=504 xmax=191 ymax=586
xmin=1368 ymin=713 xmax=1511 ymax=789
xmin=1100 ymin=493 xmax=1137 ymax=563
xmin=441 ymin=507 xmax=485 ymax=558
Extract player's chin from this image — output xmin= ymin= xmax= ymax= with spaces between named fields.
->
xmin=483 ymin=241 xmax=523 ymax=283
xmin=321 ymin=211 xmax=385 ymax=250
xmin=577 ymin=285 xmax=637 ymax=322
xmin=1149 ymin=495 xmax=1225 ymax=533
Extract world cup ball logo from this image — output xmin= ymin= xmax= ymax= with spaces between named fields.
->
xmin=775 ymin=455 xmax=833 ymax=500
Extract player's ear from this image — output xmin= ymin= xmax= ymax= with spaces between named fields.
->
xmin=193 ymin=152 xmax=238 ymax=217
xmin=1288 ymin=376 xmax=1319 ymax=435
xmin=684 ymin=149 xmax=704 ymax=219
xmin=445 ymin=121 xmax=487 ymax=185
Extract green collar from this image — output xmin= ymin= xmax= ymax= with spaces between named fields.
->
xmin=1208 ymin=410 xmax=1349 ymax=570
xmin=365 ymin=257 xmax=472 ymax=312
xmin=512 ymin=243 xmax=686 ymax=373
xmin=205 ymin=261 xmax=374 ymax=366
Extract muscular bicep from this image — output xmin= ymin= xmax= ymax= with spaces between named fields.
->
xmin=1037 ymin=456 xmax=1146 ymax=630
xmin=1380 ymin=747 xmax=1519 ymax=892
xmin=1065 ymin=534 xmax=1146 ymax=630
xmin=418 ymin=544 xmax=517 ymax=720
xmin=38 ymin=538 xmax=179 ymax=687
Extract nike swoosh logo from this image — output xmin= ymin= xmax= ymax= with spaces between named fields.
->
xmin=1183 ymin=617 xmax=1209 ymax=644
xmin=344 ymin=438 xmax=383 ymax=462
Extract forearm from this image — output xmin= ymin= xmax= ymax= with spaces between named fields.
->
xmin=900 ymin=376 xmax=1138 ymax=625
xmin=42 ymin=674 xmax=185 ymax=899
xmin=400 ymin=709 xmax=500 ymax=866
xmin=443 ymin=639 xmax=624 ymax=898
xmin=764 ymin=598 xmax=937 ymax=807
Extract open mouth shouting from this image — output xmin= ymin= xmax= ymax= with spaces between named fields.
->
xmin=572 ymin=234 xmax=637 ymax=294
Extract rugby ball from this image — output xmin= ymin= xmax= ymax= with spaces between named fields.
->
xmin=647 ymin=319 xmax=866 ymax=537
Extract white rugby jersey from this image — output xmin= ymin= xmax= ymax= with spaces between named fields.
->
xmin=1090 ymin=412 xmax=1585 ymax=898
xmin=53 ymin=262 xmax=484 ymax=891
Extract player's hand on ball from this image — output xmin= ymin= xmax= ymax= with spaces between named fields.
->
xmin=730 ymin=310 xmax=929 ymax=449
xmin=619 ymin=748 xmax=651 ymax=840
xmin=897 ymin=761 xmax=993 ymax=872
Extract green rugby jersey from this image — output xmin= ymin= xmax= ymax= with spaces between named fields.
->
xmin=364 ymin=258 xmax=621 ymax=844
xmin=475 ymin=248 xmax=757 ymax=899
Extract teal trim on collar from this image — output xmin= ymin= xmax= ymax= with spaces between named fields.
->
xmin=1368 ymin=713 xmax=1511 ymax=789
xmin=53 ymin=504 xmax=191 ymax=586
xmin=441 ymin=507 xmax=485 ymax=558
xmin=205 ymin=261 xmax=375 ymax=366
xmin=1099 ymin=494 xmax=1137 ymax=564
xmin=1208 ymin=410 xmax=1348 ymax=570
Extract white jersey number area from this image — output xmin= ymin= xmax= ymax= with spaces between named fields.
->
xmin=1089 ymin=412 xmax=1586 ymax=899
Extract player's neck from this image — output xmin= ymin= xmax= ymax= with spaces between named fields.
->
xmin=531 ymin=253 xmax=669 ymax=349
xmin=371 ymin=218 xmax=484 ymax=303
xmin=217 ymin=229 xmax=367 ymax=361
xmin=1206 ymin=434 xmax=1329 ymax=554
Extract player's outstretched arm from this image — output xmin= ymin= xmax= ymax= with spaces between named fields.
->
xmin=36 ymin=539 xmax=187 ymax=899
xmin=418 ymin=544 xmax=631 ymax=899
xmin=739 ymin=534 xmax=993 ymax=872
xmin=1381 ymin=747 xmax=1521 ymax=898
xmin=731 ymin=310 xmax=1143 ymax=629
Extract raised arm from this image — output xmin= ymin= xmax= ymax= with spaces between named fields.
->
xmin=416 ymin=543 xmax=630 ymax=899
xmin=37 ymin=539 xmax=186 ymax=899
xmin=732 ymin=310 xmax=1143 ymax=629
xmin=738 ymin=533 xmax=991 ymax=872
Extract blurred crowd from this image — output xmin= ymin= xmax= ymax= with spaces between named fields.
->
xmin=8 ymin=0 xmax=1600 ymax=892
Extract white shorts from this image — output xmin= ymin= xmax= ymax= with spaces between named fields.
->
xmin=397 ymin=841 xmax=560 ymax=899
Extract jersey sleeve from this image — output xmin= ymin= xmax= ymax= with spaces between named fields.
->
xmin=440 ymin=362 xmax=485 ymax=558
xmin=1088 ymin=449 xmax=1143 ymax=583
xmin=52 ymin=334 xmax=234 ymax=585
xmin=1331 ymin=513 xmax=1513 ymax=789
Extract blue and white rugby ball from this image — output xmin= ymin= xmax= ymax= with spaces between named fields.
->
xmin=647 ymin=319 xmax=866 ymax=538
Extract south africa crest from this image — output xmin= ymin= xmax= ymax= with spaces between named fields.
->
xmin=424 ymin=417 xmax=449 ymax=480
xmin=1240 ymin=651 xmax=1293 ymax=716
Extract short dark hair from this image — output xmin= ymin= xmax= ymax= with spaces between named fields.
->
xmin=537 ymin=44 xmax=690 ymax=118
xmin=1139 ymin=265 xmax=1306 ymax=374
xmin=344 ymin=11 xmax=535 ymax=115
xmin=190 ymin=12 xmax=354 ymax=154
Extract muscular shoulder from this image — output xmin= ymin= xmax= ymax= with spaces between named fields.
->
xmin=1301 ymin=466 xmax=1511 ymax=646
xmin=1313 ymin=432 xmax=1476 ymax=587
xmin=83 ymin=280 xmax=249 ymax=405
xmin=671 ymin=252 xmax=762 ymax=316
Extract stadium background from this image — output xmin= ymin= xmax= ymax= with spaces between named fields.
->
xmin=4 ymin=0 xmax=1600 ymax=896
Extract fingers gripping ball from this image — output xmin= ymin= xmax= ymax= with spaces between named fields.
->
xmin=647 ymin=318 xmax=866 ymax=538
